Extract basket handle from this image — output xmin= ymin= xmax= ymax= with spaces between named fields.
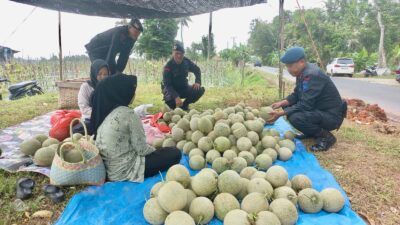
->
xmin=58 ymin=141 xmax=86 ymax=164
xmin=69 ymin=118 xmax=89 ymax=141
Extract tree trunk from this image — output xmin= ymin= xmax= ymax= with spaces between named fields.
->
xmin=180 ymin=23 xmax=183 ymax=45
xmin=374 ymin=1 xmax=387 ymax=67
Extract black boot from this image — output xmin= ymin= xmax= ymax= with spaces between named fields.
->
xmin=310 ymin=130 xmax=337 ymax=151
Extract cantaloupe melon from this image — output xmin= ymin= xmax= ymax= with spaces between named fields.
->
xmin=284 ymin=131 xmax=295 ymax=140
xmin=190 ymin=117 xmax=199 ymax=131
xmin=205 ymin=150 xmax=221 ymax=164
xmin=166 ymin=164 xmax=191 ymax=188
xmin=157 ymin=181 xmax=187 ymax=213
xmin=213 ymin=111 xmax=228 ymax=121
xmin=254 ymin=211 xmax=281 ymax=225
xmin=191 ymin=130 xmax=204 ymax=144
xmin=150 ymin=181 xmax=164 ymax=198
xmin=20 ymin=139 xmax=42 ymax=156
xmin=278 ymin=147 xmax=292 ymax=161
xmin=230 ymin=114 xmax=244 ymax=124
xmin=269 ymin=128 xmax=280 ymax=137
xmin=72 ymin=133 xmax=83 ymax=142
xmin=237 ymin=137 xmax=252 ymax=152
xmin=245 ymin=112 xmax=255 ymax=120
xmin=189 ymin=197 xmax=214 ymax=225
xmin=213 ymin=193 xmax=240 ymax=220
xmin=247 ymin=178 xmax=273 ymax=200
xmin=320 ymin=188 xmax=345 ymax=213
xmin=183 ymin=142 xmax=196 ymax=154
xmin=34 ymin=134 xmax=48 ymax=144
xmin=189 ymin=155 xmax=206 ymax=170
xmin=279 ymin=139 xmax=296 ymax=152
xmin=213 ymin=123 xmax=231 ymax=137
xmin=212 ymin=157 xmax=229 ymax=174
xmin=232 ymin=123 xmax=247 ymax=139
xmin=241 ymin=192 xmax=269 ymax=214
xmin=298 ymin=188 xmax=323 ymax=213
xmin=171 ymin=127 xmax=185 ymax=142
xmin=163 ymin=112 xmax=172 ymax=122
xmin=261 ymin=136 xmax=277 ymax=149
xmin=223 ymin=209 xmax=251 ymax=225
xmin=251 ymin=171 xmax=267 ymax=180
xmin=189 ymin=148 xmax=205 ymax=158
xmin=143 ymin=198 xmax=168 ymax=225
xmin=63 ymin=149 xmax=83 ymax=163
xmin=238 ymin=151 xmax=255 ymax=166
xmin=214 ymin=136 xmax=231 ymax=153
xmin=218 ymin=170 xmax=242 ymax=195
xmin=247 ymin=131 xmax=260 ymax=146
xmin=183 ymin=189 xmax=197 ymax=212
xmin=162 ymin=138 xmax=176 ymax=148
xmin=223 ymin=150 xmax=237 ymax=161
xmin=240 ymin=167 xmax=258 ymax=180
xmin=230 ymin=157 xmax=247 ymax=173
xmin=255 ymin=154 xmax=273 ymax=171
xmin=262 ymin=148 xmax=278 ymax=162
xmin=259 ymin=107 xmax=274 ymax=121
xmin=269 ymin=198 xmax=298 ymax=225
xmin=236 ymin=178 xmax=250 ymax=201
xmin=152 ymin=138 xmax=165 ymax=149
xmin=176 ymin=140 xmax=187 ymax=150
xmin=174 ymin=107 xmax=186 ymax=117
xmin=291 ymin=174 xmax=312 ymax=193
xmin=191 ymin=171 xmax=218 ymax=197
xmin=198 ymin=117 xmax=213 ymax=134
xmin=164 ymin=211 xmax=195 ymax=225
xmin=197 ymin=136 xmax=214 ymax=152
xmin=171 ymin=115 xmax=181 ymax=124
xmin=273 ymin=186 xmax=298 ymax=205
xmin=265 ymin=165 xmax=289 ymax=188
xmin=177 ymin=118 xmax=190 ymax=132
xmin=33 ymin=147 xmax=56 ymax=167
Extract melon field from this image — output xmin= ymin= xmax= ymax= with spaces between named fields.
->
xmin=0 ymin=67 xmax=399 ymax=225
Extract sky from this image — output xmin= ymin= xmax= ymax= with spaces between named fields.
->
xmin=0 ymin=0 xmax=325 ymax=59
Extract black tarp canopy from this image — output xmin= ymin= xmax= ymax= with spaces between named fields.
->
xmin=11 ymin=0 xmax=266 ymax=18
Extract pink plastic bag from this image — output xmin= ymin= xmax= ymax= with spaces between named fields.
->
xmin=142 ymin=117 xmax=165 ymax=145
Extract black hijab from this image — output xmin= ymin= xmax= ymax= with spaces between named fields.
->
xmin=87 ymin=59 xmax=109 ymax=88
xmin=90 ymin=74 xmax=137 ymax=136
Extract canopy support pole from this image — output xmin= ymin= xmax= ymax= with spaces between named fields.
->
xmin=207 ymin=12 xmax=212 ymax=60
xmin=58 ymin=11 xmax=63 ymax=81
xmin=278 ymin=0 xmax=285 ymax=99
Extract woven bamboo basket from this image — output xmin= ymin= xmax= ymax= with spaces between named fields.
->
xmin=56 ymin=78 xmax=88 ymax=109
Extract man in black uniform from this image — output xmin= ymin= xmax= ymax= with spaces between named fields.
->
xmin=85 ymin=19 xmax=143 ymax=75
xmin=161 ymin=43 xmax=205 ymax=111
xmin=268 ymin=47 xmax=347 ymax=151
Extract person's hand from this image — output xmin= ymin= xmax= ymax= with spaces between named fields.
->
xmin=271 ymin=100 xmax=289 ymax=109
xmin=175 ymin=97 xmax=183 ymax=107
xmin=266 ymin=111 xmax=285 ymax=124
xmin=192 ymin=83 xmax=201 ymax=90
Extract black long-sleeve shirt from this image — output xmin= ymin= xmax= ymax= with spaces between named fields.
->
xmin=284 ymin=63 xmax=343 ymax=117
xmin=162 ymin=57 xmax=201 ymax=101
xmin=85 ymin=25 xmax=135 ymax=74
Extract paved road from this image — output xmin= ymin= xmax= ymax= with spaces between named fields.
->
xmin=259 ymin=66 xmax=400 ymax=121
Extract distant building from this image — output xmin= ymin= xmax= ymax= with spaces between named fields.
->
xmin=0 ymin=46 xmax=19 ymax=63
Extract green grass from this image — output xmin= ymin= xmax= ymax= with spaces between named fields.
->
xmin=0 ymin=93 xmax=59 ymax=129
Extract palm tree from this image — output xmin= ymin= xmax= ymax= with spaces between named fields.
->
xmin=176 ymin=17 xmax=192 ymax=47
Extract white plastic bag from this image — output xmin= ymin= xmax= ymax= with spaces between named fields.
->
xmin=134 ymin=104 xmax=153 ymax=119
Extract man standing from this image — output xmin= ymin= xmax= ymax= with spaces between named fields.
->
xmin=268 ymin=47 xmax=347 ymax=151
xmin=85 ymin=19 xmax=143 ymax=75
xmin=161 ymin=43 xmax=205 ymax=111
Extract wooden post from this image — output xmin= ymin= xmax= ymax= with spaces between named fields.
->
xmin=278 ymin=0 xmax=285 ymax=99
xmin=208 ymin=12 xmax=213 ymax=60
xmin=58 ymin=11 xmax=63 ymax=81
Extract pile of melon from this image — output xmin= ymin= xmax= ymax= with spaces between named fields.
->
xmin=143 ymin=165 xmax=345 ymax=225
xmin=152 ymin=104 xmax=297 ymax=172
xmin=19 ymin=133 xmax=85 ymax=166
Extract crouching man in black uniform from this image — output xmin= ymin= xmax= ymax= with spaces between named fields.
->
xmin=161 ymin=43 xmax=205 ymax=111
xmin=268 ymin=47 xmax=347 ymax=151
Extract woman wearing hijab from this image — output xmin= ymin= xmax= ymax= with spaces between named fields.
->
xmin=74 ymin=59 xmax=109 ymax=134
xmin=91 ymin=74 xmax=181 ymax=182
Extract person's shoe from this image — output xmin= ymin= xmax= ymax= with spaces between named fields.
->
xmin=310 ymin=131 xmax=337 ymax=151
xmin=42 ymin=184 xmax=65 ymax=203
xmin=16 ymin=177 xmax=35 ymax=200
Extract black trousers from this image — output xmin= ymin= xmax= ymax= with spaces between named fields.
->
xmin=165 ymin=86 xmax=205 ymax=109
xmin=88 ymin=52 xmax=117 ymax=75
xmin=72 ymin=119 xmax=92 ymax=135
xmin=287 ymin=110 xmax=343 ymax=137
xmin=144 ymin=147 xmax=182 ymax=178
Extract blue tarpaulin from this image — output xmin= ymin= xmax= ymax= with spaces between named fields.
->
xmin=55 ymin=118 xmax=366 ymax=225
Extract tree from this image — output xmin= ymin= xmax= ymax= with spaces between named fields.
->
xmin=176 ymin=17 xmax=192 ymax=46
xmin=136 ymin=19 xmax=178 ymax=60
xmin=201 ymin=33 xmax=216 ymax=59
